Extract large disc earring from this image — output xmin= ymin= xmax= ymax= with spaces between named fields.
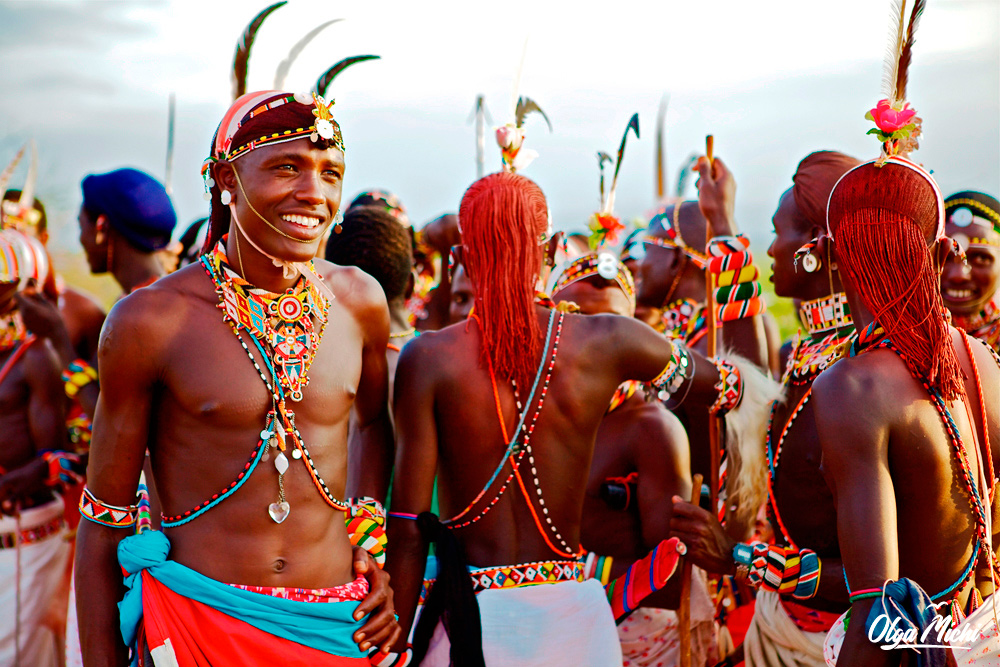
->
xmin=794 ymin=238 xmax=821 ymax=273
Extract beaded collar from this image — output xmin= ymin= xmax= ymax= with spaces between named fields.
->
xmin=798 ymin=293 xmax=851 ymax=337
xmin=204 ymin=237 xmax=330 ymax=402
xmin=0 ymin=311 xmax=27 ymax=352
xmin=195 ymin=239 xmax=344 ymax=525
xmin=953 ymin=299 xmax=1000 ymax=353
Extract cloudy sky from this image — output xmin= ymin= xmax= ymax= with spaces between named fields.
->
xmin=0 ymin=0 xmax=997 ymax=251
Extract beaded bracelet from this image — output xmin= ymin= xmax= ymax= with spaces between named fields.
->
xmin=733 ymin=541 xmax=822 ymax=600
xmin=583 ymin=551 xmax=615 ymax=586
xmin=369 ymin=646 xmax=412 ymax=667
xmin=717 ymin=297 xmax=767 ymax=322
xmin=706 ymin=235 xmax=767 ymax=322
xmin=41 ymin=451 xmax=85 ymax=491
xmin=345 ymin=496 xmax=388 ymax=568
xmin=651 ymin=340 xmax=692 ymax=400
xmin=709 ymin=357 xmax=743 ymax=416
xmin=708 ymin=235 xmax=750 ymax=256
xmin=62 ymin=359 xmax=98 ymax=398
xmin=79 ymin=486 xmax=138 ymax=528
xmin=715 ymin=281 xmax=762 ymax=304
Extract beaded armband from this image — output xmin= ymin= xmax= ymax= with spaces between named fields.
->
xmin=369 ymin=646 xmax=412 ymax=667
xmin=79 ymin=486 xmax=138 ymax=528
xmin=733 ymin=541 xmax=821 ymax=600
xmin=583 ymin=551 xmax=615 ymax=586
xmin=707 ymin=235 xmax=767 ymax=322
xmin=345 ymin=497 xmax=388 ymax=568
xmin=41 ymin=451 xmax=85 ymax=491
xmin=651 ymin=340 xmax=692 ymax=400
xmin=709 ymin=357 xmax=743 ymax=416
xmin=62 ymin=359 xmax=98 ymax=398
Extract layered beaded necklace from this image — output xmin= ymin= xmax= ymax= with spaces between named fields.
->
xmin=197 ymin=238 xmax=345 ymax=525
xmin=0 ymin=311 xmax=27 ymax=352
xmin=766 ymin=293 xmax=855 ymax=548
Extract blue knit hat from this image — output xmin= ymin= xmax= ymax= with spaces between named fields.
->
xmin=81 ymin=168 xmax=176 ymax=252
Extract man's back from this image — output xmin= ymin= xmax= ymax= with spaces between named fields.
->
xmin=397 ymin=305 xmax=673 ymax=567
xmin=815 ymin=328 xmax=1000 ymax=612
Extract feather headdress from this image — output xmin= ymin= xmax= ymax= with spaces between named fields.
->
xmin=494 ymin=43 xmax=552 ymax=173
xmin=588 ymin=113 xmax=639 ymax=249
xmin=315 ymin=55 xmax=381 ymax=98
xmin=273 ymin=19 xmax=343 ymax=90
xmin=1 ymin=140 xmax=43 ymax=233
xmin=232 ymin=2 xmax=286 ymax=100
xmin=866 ymin=0 xmax=926 ymax=164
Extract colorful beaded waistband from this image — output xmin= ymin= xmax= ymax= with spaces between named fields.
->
xmin=420 ymin=558 xmax=584 ymax=603
xmin=0 ymin=514 xmax=64 ymax=549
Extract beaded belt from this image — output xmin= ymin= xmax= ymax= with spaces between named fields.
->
xmin=0 ymin=514 xmax=64 ymax=549
xmin=420 ymin=558 xmax=584 ymax=603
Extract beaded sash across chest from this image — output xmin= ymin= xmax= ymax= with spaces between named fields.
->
xmin=169 ymin=239 xmax=347 ymax=528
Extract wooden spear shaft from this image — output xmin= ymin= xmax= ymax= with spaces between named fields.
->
xmin=678 ymin=473 xmax=704 ymax=667
xmin=704 ymin=135 xmax=720 ymax=512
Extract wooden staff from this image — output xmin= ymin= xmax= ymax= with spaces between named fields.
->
xmin=678 ymin=473 xmax=704 ymax=667
xmin=704 ymin=135 xmax=720 ymax=511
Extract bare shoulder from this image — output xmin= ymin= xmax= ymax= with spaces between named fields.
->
xmin=23 ymin=336 xmax=61 ymax=376
xmin=315 ymin=258 xmax=387 ymax=317
xmin=100 ymin=264 xmax=211 ymax=358
xmin=626 ymin=397 xmax=689 ymax=459
xmin=62 ymin=285 xmax=107 ymax=318
xmin=812 ymin=350 xmax=889 ymax=408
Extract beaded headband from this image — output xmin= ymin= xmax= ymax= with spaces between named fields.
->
xmin=551 ymin=252 xmax=637 ymax=314
xmin=826 ymin=155 xmax=945 ymax=243
xmin=945 ymin=198 xmax=1000 ymax=235
xmin=644 ymin=202 xmax=709 ymax=268
xmin=201 ymin=90 xmax=344 ymax=194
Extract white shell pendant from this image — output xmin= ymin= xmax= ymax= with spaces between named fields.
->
xmin=274 ymin=451 xmax=289 ymax=475
xmin=268 ymin=501 xmax=290 ymax=524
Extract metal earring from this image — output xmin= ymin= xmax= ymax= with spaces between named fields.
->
xmin=333 ymin=209 xmax=344 ymax=234
xmin=220 ymin=190 xmax=232 ymax=206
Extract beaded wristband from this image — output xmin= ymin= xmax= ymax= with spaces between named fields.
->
xmin=708 ymin=235 xmax=750 ymax=256
xmin=707 ymin=250 xmax=752 ymax=274
xmin=583 ymin=551 xmax=615 ymax=586
xmin=709 ymin=357 xmax=743 ymax=416
xmin=715 ymin=281 xmax=762 ymax=304
xmin=369 ymin=647 xmax=412 ymax=667
xmin=651 ymin=340 xmax=692 ymax=400
xmin=79 ymin=486 xmax=138 ymax=528
xmin=346 ymin=496 xmax=388 ymax=567
xmin=715 ymin=264 xmax=759 ymax=288
xmin=62 ymin=359 xmax=98 ymax=398
xmin=717 ymin=297 xmax=767 ymax=322
xmin=733 ymin=541 xmax=822 ymax=600
xmin=41 ymin=451 xmax=85 ymax=490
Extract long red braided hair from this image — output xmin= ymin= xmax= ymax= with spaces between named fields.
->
xmin=828 ymin=159 xmax=963 ymax=400
xmin=459 ymin=172 xmax=549 ymax=390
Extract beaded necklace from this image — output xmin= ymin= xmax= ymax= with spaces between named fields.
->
xmin=0 ymin=311 xmax=27 ymax=352
xmin=205 ymin=237 xmax=330 ymax=403
xmin=766 ymin=293 xmax=855 ymax=549
xmin=954 ymin=299 xmax=1000 ymax=353
xmin=660 ymin=298 xmax=708 ymax=346
xmin=441 ymin=309 xmax=560 ymax=530
xmin=196 ymin=240 xmax=346 ymax=525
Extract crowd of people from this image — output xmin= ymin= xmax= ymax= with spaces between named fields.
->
xmin=1 ymin=2 xmax=999 ymax=666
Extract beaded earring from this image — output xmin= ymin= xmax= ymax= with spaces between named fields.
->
xmin=794 ymin=238 xmax=821 ymax=273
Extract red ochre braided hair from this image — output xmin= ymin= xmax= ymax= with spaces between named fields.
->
xmin=459 ymin=172 xmax=549 ymax=390
xmin=827 ymin=157 xmax=964 ymax=400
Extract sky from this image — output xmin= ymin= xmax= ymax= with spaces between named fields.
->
xmin=0 ymin=0 xmax=997 ymax=252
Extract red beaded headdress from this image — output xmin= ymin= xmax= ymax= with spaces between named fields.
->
xmin=826 ymin=0 xmax=962 ymax=399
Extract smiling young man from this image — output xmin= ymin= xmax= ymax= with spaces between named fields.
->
xmin=941 ymin=192 xmax=1000 ymax=352
xmin=75 ymin=91 xmax=400 ymax=666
